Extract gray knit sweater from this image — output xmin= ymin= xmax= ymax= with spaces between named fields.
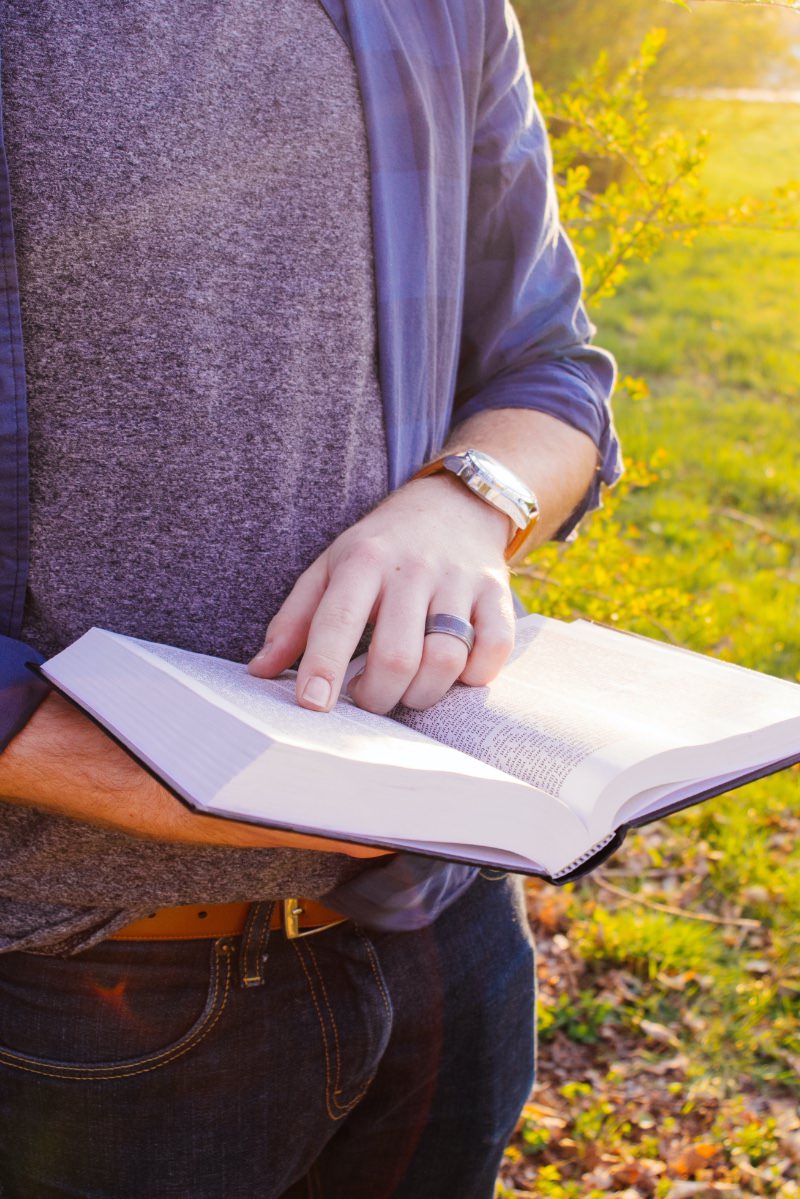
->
xmin=0 ymin=0 xmax=389 ymax=953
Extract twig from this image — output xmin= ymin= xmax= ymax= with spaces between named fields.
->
xmin=718 ymin=506 xmax=797 ymax=546
xmin=512 ymin=566 xmax=563 ymax=583
xmin=566 ymin=216 xmax=800 ymax=236
xmin=640 ymin=618 xmax=682 ymax=645
xmin=595 ymin=877 xmax=762 ymax=928
xmin=689 ymin=0 xmax=800 ymax=12
xmin=604 ymin=865 xmax=700 ymax=878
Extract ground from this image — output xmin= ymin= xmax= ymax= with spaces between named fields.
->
xmin=498 ymin=98 xmax=800 ymax=1199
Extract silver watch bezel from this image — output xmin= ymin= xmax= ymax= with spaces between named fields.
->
xmin=441 ymin=449 xmax=539 ymax=531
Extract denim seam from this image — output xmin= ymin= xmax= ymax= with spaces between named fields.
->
xmin=304 ymin=940 xmax=380 ymax=1114
xmin=243 ymin=902 xmax=267 ymax=965
xmin=290 ymin=941 xmax=338 ymax=1120
xmin=291 ymin=941 xmax=372 ymax=1121
xmin=240 ymin=901 xmax=274 ymax=986
xmin=254 ymin=907 xmax=273 ymax=975
xmin=0 ymin=939 xmax=234 ymax=1081
xmin=303 ymin=943 xmax=343 ymax=1100
xmin=354 ymin=929 xmax=390 ymax=1018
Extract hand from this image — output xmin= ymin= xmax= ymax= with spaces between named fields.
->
xmin=248 ymin=475 xmax=517 ymax=715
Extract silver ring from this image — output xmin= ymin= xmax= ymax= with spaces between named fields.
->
xmin=424 ymin=613 xmax=475 ymax=653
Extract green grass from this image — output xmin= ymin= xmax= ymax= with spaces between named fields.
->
xmin=503 ymin=100 xmax=800 ymax=1196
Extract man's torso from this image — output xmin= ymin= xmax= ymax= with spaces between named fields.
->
xmin=0 ymin=0 xmax=390 ymax=950
xmin=2 ymin=0 xmax=388 ymax=662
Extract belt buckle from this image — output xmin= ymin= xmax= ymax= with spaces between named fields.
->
xmin=282 ymin=899 xmax=346 ymax=940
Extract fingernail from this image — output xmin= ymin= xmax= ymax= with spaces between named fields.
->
xmin=302 ymin=676 xmax=332 ymax=710
xmin=249 ymin=641 xmax=273 ymax=664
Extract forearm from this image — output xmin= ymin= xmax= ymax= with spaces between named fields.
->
xmin=0 ymin=691 xmax=182 ymax=835
xmin=0 ymin=692 xmax=382 ymax=856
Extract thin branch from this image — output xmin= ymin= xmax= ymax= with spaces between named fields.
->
xmin=689 ymin=0 xmax=800 ymax=12
xmin=584 ymin=175 xmax=682 ymax=298
xmin=595 ymin=877 xmax=762 ymax=929
xmin=603 ymin=866 xmax=702 ymax=878
xmin=565 ymin=215 xmax=800 ymax=236
xmin=513 ymin=566 xmax=564 ymax=582
xmin=545 ymin=108 xmax=656 ymax=193
xmin=639 ymin=618 xmax=683 ymax=646
xmin=718 ymin=506 xmax=797 ymax=545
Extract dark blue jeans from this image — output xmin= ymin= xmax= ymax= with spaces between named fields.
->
xmin=0 ymin=873 xmax=535 ymax=1199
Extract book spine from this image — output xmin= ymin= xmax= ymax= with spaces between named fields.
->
xmin=550 ymin=832 xmax=617 ymax=881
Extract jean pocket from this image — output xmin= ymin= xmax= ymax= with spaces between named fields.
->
xmin=0 ymin=938 xmax=234 ymax=1081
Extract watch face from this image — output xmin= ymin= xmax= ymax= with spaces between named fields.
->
xmin=466 ymin=450 xmax=528 ymax=494
xmin=438 ymin=450 xmax=540 ymax=530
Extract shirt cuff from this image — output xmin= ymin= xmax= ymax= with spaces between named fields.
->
xmin=0 ymin=635 xmax=50 ymax=753
xmin=454 ymin=358 xmax=623 ymax=542
xmin=322 ymin=855 xmax=479 ymax=931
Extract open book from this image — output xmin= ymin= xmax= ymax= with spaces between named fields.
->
xmin=39 ymin=616 xmax=800 ymax=882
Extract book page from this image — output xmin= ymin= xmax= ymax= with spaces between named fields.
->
xmin=391 ymin=615 xmax=800 ymax=829
xmin=115 ymin=636 xmax=526 ymax=778
xmin=390 ymin=617 xmax=666 ymax=804
xmin=393 ymin=675 xmax=626 ymax=798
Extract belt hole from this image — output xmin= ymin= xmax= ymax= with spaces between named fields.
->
xmin=197 ymin=911 xmax=208 ymax=919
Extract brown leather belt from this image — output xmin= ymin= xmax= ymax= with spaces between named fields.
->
xmin=111 ymin=899 xmax=346 ymax=942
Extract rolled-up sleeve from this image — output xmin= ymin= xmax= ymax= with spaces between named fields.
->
xmin=453 ymin=0 xmax=622 ymax=538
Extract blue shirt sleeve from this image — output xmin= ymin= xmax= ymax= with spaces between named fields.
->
xmin=322 ymin=853 xmax=479 ymax=932
xmin=0 ymin=635 xmax=50 ymax=752
xmin=453 ymin=0 xmax=622 ymax=538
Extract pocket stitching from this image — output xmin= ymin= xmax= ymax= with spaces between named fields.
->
xmin=354 ymin=929 xmax=391 ymax=1018
xmin=0 ymin=940 xmax=234 ymax=1082
xmin=290 ymin=941 xmax=338 ymax=1120
xmin=303 ymin=943 xmax=343 ymax=1101
xmin=292 ymin=941 xmax=373 ymax=1121
xmin=305 ymin=940 xmax=381 ymax=1115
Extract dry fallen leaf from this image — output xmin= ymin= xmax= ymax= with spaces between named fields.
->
xmin=638 ymin=1053 xmax=690 ymax=1076
xmin=657 ymin=970 xmax=699 ymax=993
xmin=664 ymin=1183 xmax=739 ymax=1199
xmin=669 ymin=1142 xmax=721 ymax=1178
xmin=779 ymin=1130 xmax=800 ymax=1165
xmin=639 ymin=1019 xmax=682 ymax=1049
xmin=610 ymin=1159 xmax=659 ymax=1195
xmin=681 ymin=1010 xmax=707 ymax=1035
xmin=582 ymin=1165 xmax=614 ymax=1190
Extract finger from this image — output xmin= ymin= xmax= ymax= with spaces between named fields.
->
xmin=459 ymin=581 xmax=516 ymax=687
xmin=247 ymin=558 xmax=328 ymax=678
xmin=347 ymin=576 xmax=429 ymax=714
xmin=400 ymin=596 xmax=472 ymax=711
xmin=295 ymin=551 xmax=384 ymax=711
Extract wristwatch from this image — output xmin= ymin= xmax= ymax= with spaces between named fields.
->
xmin=412 ymin=448 xmax=540 ymax=561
